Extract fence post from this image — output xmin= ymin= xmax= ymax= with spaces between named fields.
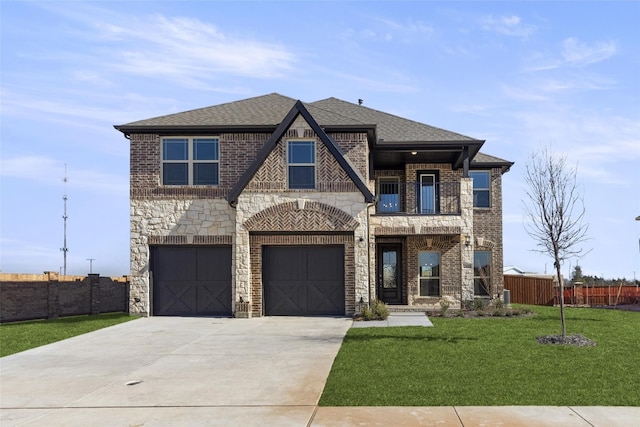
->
xmin=89 ymin=273 xmax=100 ymax=315
xmin=46 ymin=271 xmax=60 ymax=320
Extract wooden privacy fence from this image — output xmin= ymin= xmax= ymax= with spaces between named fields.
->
xmin=0 ymin=272 xmax=130 ymax=323
xmin=562 ymin=285 xmax=640 ymax=306
xmin=504 ymin=274 xmax=555 ymax=306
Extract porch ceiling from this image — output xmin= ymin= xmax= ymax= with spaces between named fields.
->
xmin=372 ymin=142 xmax=483 ymax=170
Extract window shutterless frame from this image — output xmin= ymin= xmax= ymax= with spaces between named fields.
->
xmin=473 ymin=250 xmax=491 ymax=296
xmin=418 ymin=251 xmax=440 ymax=297
xmin=160 ymin=137 xmax=219 ymax=186
xmin=287 ymin=140 xmax=316 ymax=189
xmin=469 ymin=170 xmax=491 ymax=208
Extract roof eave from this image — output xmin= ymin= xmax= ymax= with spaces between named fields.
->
xmin=374 ymin=140 xmax=484 ymax=150
xmin=113 ymin=124 xmax=278 ymax=137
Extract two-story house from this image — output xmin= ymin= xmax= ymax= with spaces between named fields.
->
xmin=115 ymin=93 xmax=512 ymax=317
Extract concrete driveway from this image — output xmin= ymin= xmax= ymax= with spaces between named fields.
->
xmin=0 ymin=316 xmax=352 ymax=426
xmin=3 ymin=316 xmax=639 ymax=426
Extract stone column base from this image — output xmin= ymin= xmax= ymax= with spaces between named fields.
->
xmin=234 ymin=301 xmax=252 ymax=318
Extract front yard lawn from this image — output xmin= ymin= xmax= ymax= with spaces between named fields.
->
xmin=0 ymin=313 xmax=136 ymax=357
xmin=320 ymin=305 xmax=640 ymax=406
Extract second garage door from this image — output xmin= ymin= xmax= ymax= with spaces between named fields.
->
xmin=151 ymin=246 xmax=232 ymax=316
xmin=263 ymin=245 xmax=345 ymax=316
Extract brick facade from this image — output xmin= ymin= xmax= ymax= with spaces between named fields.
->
xmin=249 ymin=234 xmax=356 ymax=317
xmin=472 ymin=168 xmax=505 ymax=297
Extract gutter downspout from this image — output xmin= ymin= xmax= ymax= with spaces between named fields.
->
xmin=366 ymin=201 xmax=375 ymax=305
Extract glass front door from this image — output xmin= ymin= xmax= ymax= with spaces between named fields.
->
xmin=377 ymin=244 xmax=403 ymax=304
xmin=419 ymin=173 xmax=436 ymax=214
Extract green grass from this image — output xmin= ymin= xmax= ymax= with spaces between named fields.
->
xmin=320 ymin=305 xmax=640 ymax=406
xmin=0 ymin=313 xmax=137 ymax=357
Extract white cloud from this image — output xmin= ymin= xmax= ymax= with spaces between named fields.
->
xmin=501 ymin=84 xmax=549 ymax=102
xmin=35 ymin=5 xmax=297 ymax=84
xmin=481 ymin=14 xmax=536 ymax=38
xmin=507 ymin=107 xmax=640 ymax=185
xmin=375 ymin=17 xmax=434 ymax=35
xmin=345 ymin=17 xmax=434 ymax=44
xmin=527 ymin=37 xmax=618 ymax=71
xmin=103 ymin=15 xmax=296 ymax=81
xmin=562 ymin=37 xmax=617 ymax=66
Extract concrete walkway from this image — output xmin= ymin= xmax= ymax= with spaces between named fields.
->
xmin=351 ymin=311 xmax=433 ymax=328
xmin=1 ymin=315 xmax=638 ymax=426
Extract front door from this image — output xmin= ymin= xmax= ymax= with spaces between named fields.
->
xmin=377 ymin=244 xmax=403 ymax=304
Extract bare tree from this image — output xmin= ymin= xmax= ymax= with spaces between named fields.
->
xmin=523 ymin=147 xmax=589 ymax=338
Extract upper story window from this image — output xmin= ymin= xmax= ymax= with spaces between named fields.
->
xmin=287 ymin=140 xmax=315 ymax=189
xmin=469 ymin=171 xmax=490 ymax=208
xmin=162 ymin=137 xmax=219 ymax=186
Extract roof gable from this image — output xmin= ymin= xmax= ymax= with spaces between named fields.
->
xmin=227 ymin=100 xmax=375 ymax=204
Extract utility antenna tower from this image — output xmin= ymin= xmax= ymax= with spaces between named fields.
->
xmin=61 ymin=164 xmax=69 ymax=275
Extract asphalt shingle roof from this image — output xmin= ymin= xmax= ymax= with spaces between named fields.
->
xmin=472 ymin=152 xmax=513 ymax=165
xmin=309 ymin=97 xmax=478 ymax=143
xmin=117 ymin=93 xmax=479 ymax=143
xmin=116 ymin=93 xmax=512 ymax=168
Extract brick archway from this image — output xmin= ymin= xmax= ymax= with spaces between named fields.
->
xmin=244 ymin=201 xmax=358 ymax=232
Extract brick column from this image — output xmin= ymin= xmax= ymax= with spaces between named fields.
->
xmin=89 ymin=273 xmax=100 ymax=315
xmin=46 ymin=271 xmax=60 ymax=320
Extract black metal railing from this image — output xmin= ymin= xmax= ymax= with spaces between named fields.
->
xmin=375 ymin=181 xmax=461 ymax=215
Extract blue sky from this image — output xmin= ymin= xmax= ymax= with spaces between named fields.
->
xmin=1 ymin=1 xmax=639 ymax=279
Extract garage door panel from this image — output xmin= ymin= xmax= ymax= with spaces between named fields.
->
xmin=264 ymin=281 xmax=307 ymax=315
xmin=156 ymin=247 xmax=196 ymax=281
xmin=196 ymin=281 xmax=232 ymax=314
xmin=265 ymin=248 xmax=307 ymax=281
xmin=154 ymin=281 xmax=198 ymax=315
xmin=152 ymin=246 xmax=232 ymax=316
xmin=197 ymin=247 xmax=232 ymax=281
xmin=307 ymin=281 xmax=345 ymax=314
xmin=263 ymin=246 xmax=345 ymax=316
xmin=306 ymin=248 xmax=343 ymax=281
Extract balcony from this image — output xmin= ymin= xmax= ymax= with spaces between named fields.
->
xmin=375 ymin=181 xmax=461 ymax=215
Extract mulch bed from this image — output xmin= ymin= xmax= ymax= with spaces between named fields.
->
xmin=536 ymin=334 xmax=596 ymax=347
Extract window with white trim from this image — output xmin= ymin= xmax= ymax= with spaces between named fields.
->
xmin=418 ymin=251 xmax=440 ymax=296
xmin=469 ymin=171 xmax=490 ymax=208
xmin=287 ymin=140 xmax=315 ymax=189
xmin=161 ymin=137 xmax=219 ymax=186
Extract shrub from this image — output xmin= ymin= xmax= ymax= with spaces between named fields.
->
xmin=372 ymin=299 xmax=389 ymax=320
xmin=439 ymin=299 xmax=450 ymax=316
xmin=356 ymin=299 xmax=389 ymax=321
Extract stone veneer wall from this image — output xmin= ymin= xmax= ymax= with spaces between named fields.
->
xmin=129 ymin=199 xmax=236 ymax=315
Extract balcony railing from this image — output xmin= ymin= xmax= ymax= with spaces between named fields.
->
xmin=376 ymin=181 xmax=461 ymax=215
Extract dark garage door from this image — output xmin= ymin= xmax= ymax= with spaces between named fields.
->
xmin=151 ymin=246 xmax=232 ymax=316
xmin=263 ymin=245 xmax=345 ymax=316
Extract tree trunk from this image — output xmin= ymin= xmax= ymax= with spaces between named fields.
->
xmin=555 ymin=260 xmax=566 ymax=338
